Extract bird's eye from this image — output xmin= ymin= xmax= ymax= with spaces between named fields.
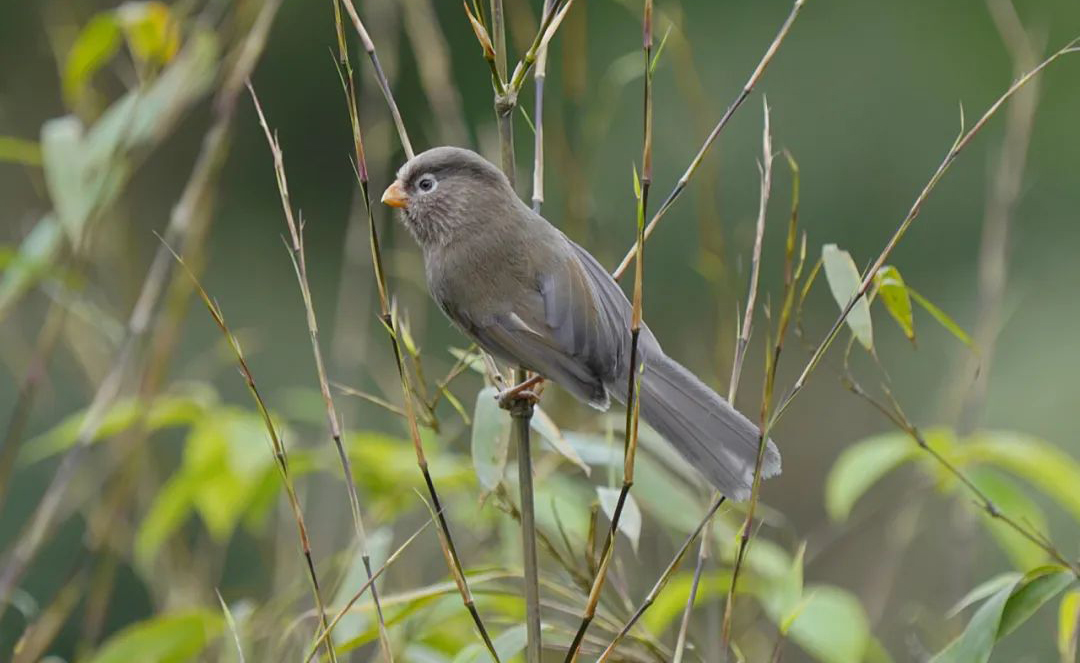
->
xmin=417 ymin=174 xmax=437 ymax=193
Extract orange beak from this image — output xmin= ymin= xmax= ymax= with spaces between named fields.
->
xmin=381 ymin=180 xmax=409 ymax=208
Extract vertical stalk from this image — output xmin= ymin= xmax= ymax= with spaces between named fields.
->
xmin=563 ymin=2 xmax=651 ymax=659
xmin=512 ymin=368 xmax=542 ymax=662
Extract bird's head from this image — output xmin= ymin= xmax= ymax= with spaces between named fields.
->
xmin=381 ymin=146 xmax=517 ymax=247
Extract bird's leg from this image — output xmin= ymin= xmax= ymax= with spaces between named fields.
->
xmin=496 ymin=374 xmax=545 ymax=410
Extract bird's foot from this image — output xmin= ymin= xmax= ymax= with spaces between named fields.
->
xmin=496 ymin=375 xmax=545 ymax=411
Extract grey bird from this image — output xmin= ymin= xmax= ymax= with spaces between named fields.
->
xmin=382 ymin=146 xmax=780 ymax=500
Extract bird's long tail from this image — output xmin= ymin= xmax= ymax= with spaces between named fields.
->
xmin=618 ymin=351 xmax=781 ymax=501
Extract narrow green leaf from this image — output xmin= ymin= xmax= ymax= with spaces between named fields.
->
xmin=908 ymin=287 xmax=973 ymax=348
xmin=63 ymin=12 xmax=123 ymax=105
xmin=874 ymin=265 xmax=915 ymax=342
xmin=649 ymin=24 xmax=673 ymax=74
xmin=1059 ymin=590 xmax=1080 ymax=661
xmin=934 ymin=566 xmax=1074 ymax=663
xmin=0 ymin=136 xmax=42 ymax=166
xmin=999 ymin=567 xmax=1076 ymax=638
xmin=822 ymin=244 xmax=873 ymax=350
xmin=135 ymin=471 xmax=198 ymax=570
xmin=948 ymin=573 xmax=1021 ymax=618
xmin=85 ymin=610 xmax=223 ymax=663
xmin=452 ymin=624 xmax=537 ymax=663
xmin=931 ymin=575 xmax=1019 ymax=663
xmin=597 ymin=486 xmax=642 ymax=554
xmin=825 ymin=432 xmax=916 ymax=521
xmin=41 ymin=115 xmax=91 ymax=239
xmin=783 ymin=585 xmax=870 ymax=663
xmin=470 ymin=386 xmax=511 ymax=492
xmin=0 ymin=216 xmax=64 ymax=319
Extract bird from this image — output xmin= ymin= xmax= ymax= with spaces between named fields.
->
xmin=381 ymin=146 xmax=780 ymax=500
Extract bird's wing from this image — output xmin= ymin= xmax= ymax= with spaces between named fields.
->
xmin=459 ymin=234 xmax=633 ymax=409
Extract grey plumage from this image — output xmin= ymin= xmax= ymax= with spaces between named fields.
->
xmin=384 ymin=146 xmax=781 ymax=500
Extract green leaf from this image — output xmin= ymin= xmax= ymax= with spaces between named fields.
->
xmin=825 ymin=432 xmax=917 ymax=521
xmin=136 ymin=471 xmax=198 ymax=570
xmin=0 ymin=216 xmax=64 ymax=320
xmin=783 ymin=585 xmax=870 ymax=663
xmin=1059 ymin=590 xmax=1080 ymax=661
xmin=967 ymin=468 xmax=1049 ymax=570
xmin=596 ymin=486 xmax=642 ymax=554
xmin=451 ymin=624 xmax=538 ymax=663
xmin=932 ymin=576 xmax=1018 ymax=663
xmin=962 ymin=431 xmax=1080 ymax=523
xmin=649 ymin=24 xmax=673 ymax=75
xmin=874 ymin=265 xmax=915 ymax=342
xmin=0 ymin=136 xmax=42 ymax=166
xmin=933 ymin=566 xmax=1075 ymax=663
xmin=41 ymin=115 xmax=94 ymax=239
xmin=948 ymin=572 xmax=1021 ymax=618
xmin=642 ymin=572 xmax=730 ymax=634
xmin=85 ymin=609 xmax=223 ymax=663
xmin=20 ymin=391 xmax=211 ymax=464
xmin=531 ymin=406 xmax=590 ymax=475
xmin=470 ymin=386 xmax=511 ymax=492
xmin=822 ymin=244 xmax=873 ymax=350
xmin=63 ymin=12 xmax=123 ymax=106
xmin=908 ymin=287 xmax=974 ymax=348
xmin=998 ymin=567 xmax=1075 ymax=638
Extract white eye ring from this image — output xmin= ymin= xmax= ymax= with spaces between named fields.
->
xmin=417 ymin=174 xmax=437 ymax=193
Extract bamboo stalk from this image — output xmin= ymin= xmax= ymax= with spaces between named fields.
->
xmin=248 ymin=79 xmax=391 ymax=659
xmin=166 ymin=246 xmax=337 ymax=662
xmin=613 ymin=0 xmax=807 ymax=282
xmin=563 ymin=3 xmax=652 ymax=659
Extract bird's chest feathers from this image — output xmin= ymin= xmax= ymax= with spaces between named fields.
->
xmin=424 ymin=235 xmax=536 ymax=326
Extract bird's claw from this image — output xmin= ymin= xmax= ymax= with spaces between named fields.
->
xmin=495 ymin=376 xmax=545 ymax=412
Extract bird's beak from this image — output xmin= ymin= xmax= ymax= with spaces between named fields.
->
xmin=381 ymin=180 xmax=409 ymax=208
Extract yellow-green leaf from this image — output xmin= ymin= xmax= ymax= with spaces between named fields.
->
xmin=875 ymin=265 xmax=914 ymax=342
xmin=822 ymin=244 xmax=873 ymax=350
xmin=0 ymin=136 xmax=42 ymax=166
xmin=117 ymin=2 xmax=180 ymax=67
xmin=63 ymin=12 xmax=123 ymax=106
xmin=825 ymin=432 xmax=916 ymax=522
xmin=1059 ymin=590 xmax=1080 ymax=661
xmin=908 ymin=287 xmax=973 ymax=348
xmin=85 ymin=610 xmax=222 ymax=663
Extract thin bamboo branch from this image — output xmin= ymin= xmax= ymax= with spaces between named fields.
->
xmin=597 ymin=496 xmax=725 ymax=661
xmin=304 ymin=514 xmax=436 ymax=662
xmin=563 ymin=3 xmax=652 ymax=659
xmin=675 ymin=100 xmax=783 ymax=663
xmin=165 ymin=245 xmax=336 ymax=662
xmin=532 ymin=0 xmax=556 ymax=213
xmin=339 ymin=0 xmax=414 ymax=159
xmin=613 ymin=0 xmax=807 ymax=281
xmin=720 ymin=98 xmax=774 ymax=654
xmin=769 ymin=37 xmax=1080 ymax=431
xmin=248 ymin=81 xmax=391 ymax=660
xmin=486 ymin=0 xmax=539 ymax=656
xmin=344 ymin=91 xmax=501 ymax=658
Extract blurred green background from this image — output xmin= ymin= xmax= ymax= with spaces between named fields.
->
xmin=1 ymin=0 xmax=1079 ymax=660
